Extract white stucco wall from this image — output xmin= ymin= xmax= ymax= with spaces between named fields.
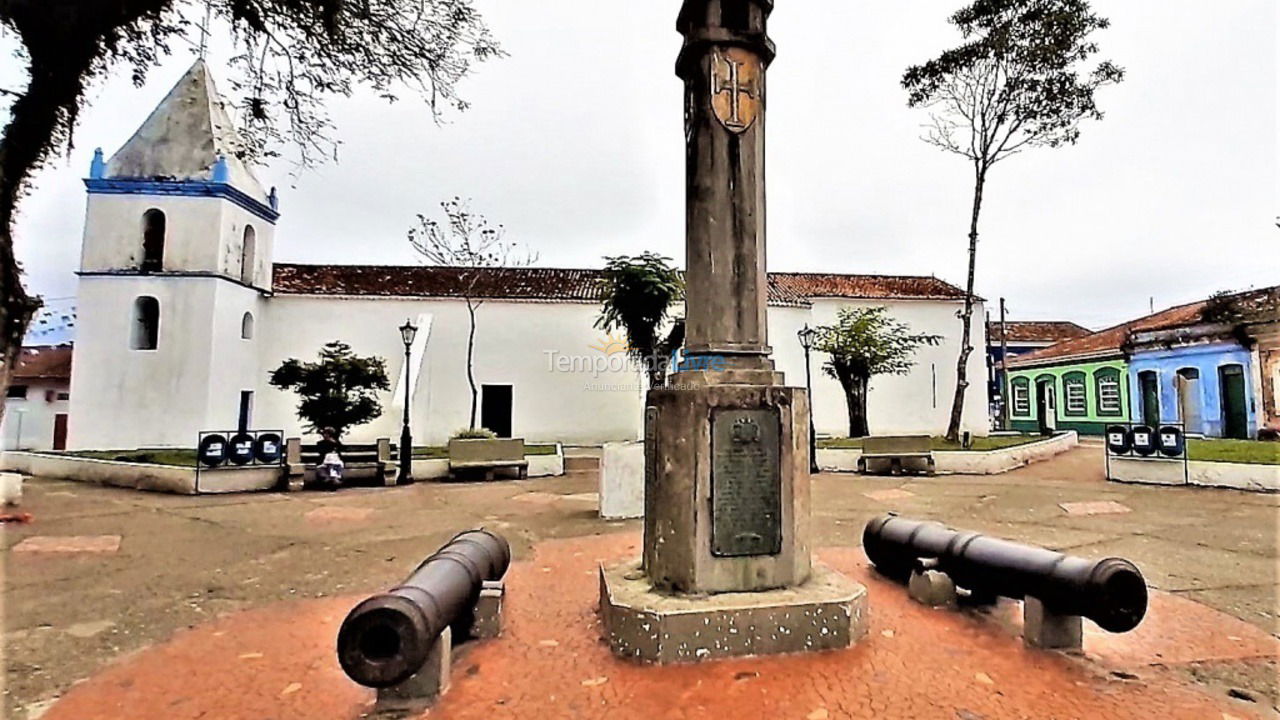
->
xmin=2 ymin=381 xmax=69 ymax=450
xmin=67 ymin=283 xmax=991 ymax=450
xmin=70 ymin=276 xmax=218 ymax=448
xmin=256 ymin=296 xmax=647 ymax=446
xmin=770 ymin=298 xmax=989 ymax=438
xmin=79 ymin=193 xmax=275 ymax=290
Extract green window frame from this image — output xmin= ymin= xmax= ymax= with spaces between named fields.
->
xmin=1063 ymin=372 xmax=1087 ymax=417
xmin=1011 ymin=377 xmax=1031 ymax=417
xmin=1094 ymin=368 xmax=1123 ymax=416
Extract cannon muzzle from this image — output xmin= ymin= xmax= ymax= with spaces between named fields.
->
xmin=337 ymin=529 xmax=511 ymax=687
xmin=863 ymin=514 xmax=1147 ymax=633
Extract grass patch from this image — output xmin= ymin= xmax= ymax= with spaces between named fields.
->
xmin=414 ymin=444 xmax=558 ymax=458
xmin=1188 ymin=439 xmax=1280 ymax=466
xmin=67 ymin=449 xmax=198 ymax=467
xmin=818 ymin=434 xmax=1043 ymax=452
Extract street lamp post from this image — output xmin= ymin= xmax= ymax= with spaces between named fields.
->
xmin=797 ymin=324 xmax=819 ymax=474
xmin=398 ymin=319 xmax=418 ymax=485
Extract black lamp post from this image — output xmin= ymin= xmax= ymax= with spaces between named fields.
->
xmin=797 ymin=324 xmax=819 ymax=473
xmin=398 ymin=319 xmax=418 ymax=484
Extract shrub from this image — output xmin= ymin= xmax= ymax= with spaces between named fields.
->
xmin=452 ymin=427 xmax=497 ymax=440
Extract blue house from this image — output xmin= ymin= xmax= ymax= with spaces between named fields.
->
xmin=1124 ymin=312 xmax=1260 ymax=439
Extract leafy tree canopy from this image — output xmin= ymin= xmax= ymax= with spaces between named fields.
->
xmin=903 ymin=0 xmax=1123 ymax=167
xmin=595 ymin=252 xmax=684 ymax=386
xmin=268 ymin=341 xmax=390 ymax=438
xmin=816 ymin=306 xmax=941 ymax=381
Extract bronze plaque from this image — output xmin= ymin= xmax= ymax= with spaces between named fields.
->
xmin=711 ymin=408 xmax=782 ymax=557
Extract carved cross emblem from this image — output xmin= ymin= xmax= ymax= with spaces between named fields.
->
xmin=710 ymin=47 xmax=761 ymax=133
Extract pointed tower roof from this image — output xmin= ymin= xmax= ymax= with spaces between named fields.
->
xmin=104 ymin=59 xmax=269 ymax=203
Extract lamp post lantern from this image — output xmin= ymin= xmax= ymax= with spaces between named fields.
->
xmin=398 ymin=320 xmax=418 ymax=484
xmin=797 ymin=324 xmax=819 ymax=473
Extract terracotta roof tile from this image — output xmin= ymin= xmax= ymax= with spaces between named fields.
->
xmin=987 ymin=321 xmax=1091 ymax=344
xmin=271 ymin=264 xmax=970 ymax=306
xmin=1009 ymin=285 xmax=1280 ymax=367
xmin=12 ymin=345 xmax=72 ymax=381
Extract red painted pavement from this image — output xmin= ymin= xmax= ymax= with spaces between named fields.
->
xmin=42 ymin=533 xmax=1274 ymax=720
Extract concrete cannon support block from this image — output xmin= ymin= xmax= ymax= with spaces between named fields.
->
xmin=1023 ymin=596 xmax=1083 ymax=651
xmin=907 ymin=569 xmax=957 ymax=609
xmin=376 ymin=627 xmax=452 ymax=714
xmin=470 ymin=580 xmax=504 ymax=639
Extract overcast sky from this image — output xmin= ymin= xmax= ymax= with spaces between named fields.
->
xmin=2 ymin=0 xmax=1275 ymax=330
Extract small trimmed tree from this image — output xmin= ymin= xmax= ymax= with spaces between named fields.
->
xmin=269 ymin=341 xmax=390 ymax=439
xmin=904 ymin=0 xmax=1123 ymax=441
xmin=596 ymin=253 xmax=685 ymax=389
xmin=816 ymin=307 xmax=941 ymax=438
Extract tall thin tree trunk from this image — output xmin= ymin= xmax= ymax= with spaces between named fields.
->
xmin=466 ymin=300 xmax=478 ymax=428
xmin=946 ymin=165 xmax=987 ymax=442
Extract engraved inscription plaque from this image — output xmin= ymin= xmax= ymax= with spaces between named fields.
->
xmin=711 ymin=408 xmax=782 ymax=557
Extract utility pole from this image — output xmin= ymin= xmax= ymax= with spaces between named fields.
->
xmin=999 ymin=298 xmax=1010 ymax=431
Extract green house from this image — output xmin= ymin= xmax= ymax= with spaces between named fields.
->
xmin=1004 ymin=301 xmax=1215 ymax=435
xmin=1006 ymin=359 xmax=1129 ymax=435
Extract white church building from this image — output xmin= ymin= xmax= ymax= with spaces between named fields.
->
xmin=67 ymin=61 xmax=989 ymax=450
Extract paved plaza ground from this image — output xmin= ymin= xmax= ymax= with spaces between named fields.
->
xmin=3 ymin=446 xmax=1278 ymax=718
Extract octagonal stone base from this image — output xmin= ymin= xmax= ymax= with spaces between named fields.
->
xmin=599 ymin=560 xmax=868 ymax=663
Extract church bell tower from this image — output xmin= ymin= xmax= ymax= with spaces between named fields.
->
xmin=68 ymin=59 xmax=279 ymax=449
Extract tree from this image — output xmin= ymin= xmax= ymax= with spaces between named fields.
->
xmin=816 ymin=306 xmax=941 ymax=438
xmin=596 ymin=253 xmax=685 ymax=389
xmin=0 ymin=0 xmax=502 ymax=422
xmin=269 ymin=341 xmax=390 ymax=439
xmin=904 ymin=0 xmax=1123 ymax=440
xmin=408 ymin=198 xmax=536 ymax=429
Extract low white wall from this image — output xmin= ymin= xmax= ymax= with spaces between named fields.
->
xmin=3 ymin=451 xmax=199 ymax=494
xmin=1 ymin=472 xmax=21 ymax=505
xmin=0 ymin=452 xmax=281 ymax=495
xmin=600 ymin=441 xmax=644 ymax=519
xmin=1110 ymin=456 xmax=1279 ymax=492
xmin=411 ymin=445 xmax=564 ymax=481
xmin=816 ymin=432 xmax=1078 ymax=476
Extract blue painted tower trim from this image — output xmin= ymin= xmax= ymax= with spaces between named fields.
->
xmin=83 ymin=177 xmax=280 ymax=223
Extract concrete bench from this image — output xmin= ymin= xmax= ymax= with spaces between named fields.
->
xmin=448 ymin=438 xmax=528 ymax=481
xmin=857 ymin=435 xmax=936 ymax=476
xmin=283 ymin=437 xmax=395 ymax=490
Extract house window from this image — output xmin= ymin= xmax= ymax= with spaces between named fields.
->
xmin=1095 ymin=368 xmax=1122 ymax=416
xmin=6 ymin=384 xmax=27 ymax=399
xmin=240 ymin=226 xmax=256 ymax=285
xmin=1011 ymin=377 xmax=1031 ymax=417
xmin=130 ymin=296 xmax=160 ymax=350
xmin=241 ymin=312 xmax=255 ymax=340
xmin=56 ymin=391 xmax=70 ymax=401
xmin=1063 ymin=372 xmax=1087 ymax=416
xmin=141 ymin=209 xmax=165 ymax=272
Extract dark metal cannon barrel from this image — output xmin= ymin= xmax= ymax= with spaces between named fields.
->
xmin=863 ymin=514 xmax=1147 ymax=633
xmin=337 ymin=529 xmax=511 ymax=688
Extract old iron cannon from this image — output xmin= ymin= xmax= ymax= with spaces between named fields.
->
xmin=337 ymin=529 xmax=511 ymax=688
xmin=863 ymin=514 xmax=1147 ymax=633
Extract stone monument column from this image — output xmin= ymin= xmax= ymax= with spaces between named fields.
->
xmin=677 ymin=0 xmax=775 ymax=371
xmin=600 ymin=0 xmax=867 ymax=664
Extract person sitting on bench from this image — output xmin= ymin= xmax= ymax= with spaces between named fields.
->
xmin=316 ymin=427 xmax=345 ymax=490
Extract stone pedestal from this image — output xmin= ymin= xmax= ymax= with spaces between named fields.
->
xmin=643 ymin=377 xmax=811 ymax=593
xmin=601 ymin=560 xmax=867 ymax=663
